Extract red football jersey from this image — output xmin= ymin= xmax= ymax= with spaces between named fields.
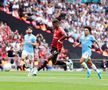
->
xmin=51 ymin=27 xmax=66 ymax=51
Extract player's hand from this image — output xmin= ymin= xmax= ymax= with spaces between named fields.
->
xmin=28 ymin=41 xmax=36 ymax=46
xmin=99 ymin=48 xmax=103 ymax=54
xmin=72 ymin=43 xmax=78 ymax=47
xmin=72 ymin=44 xmax=76 ymax=47
xmin=73 ymin=42 xmax=81 ymax=47
xmin=28 ymin=41 xmax=34 ymax=44
xmin=58 ymin=40 xmax=62 ymax=44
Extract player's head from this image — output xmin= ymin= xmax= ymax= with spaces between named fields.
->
xmin=52 ymin=19 xmax=60 ymax=29
xmin=27 ymin=26 xmax=33 ymax=34
xmin=84 ymin=26 xmax=92 ymax=35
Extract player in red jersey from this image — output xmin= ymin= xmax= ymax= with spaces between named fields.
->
xmin=38 ymin=19 xmax=67 ymax=71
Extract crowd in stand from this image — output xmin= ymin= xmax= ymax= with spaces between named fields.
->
xmin=0 ymin=0 xmax=107 ymax=55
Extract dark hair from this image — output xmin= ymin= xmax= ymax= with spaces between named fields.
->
xmin=84 ymin=26 xmax=92 ymax=34
xmin=28 ymin=26 xmax=33 ymax=30
xmin=52 ymin=19 xmax=60 ymax=24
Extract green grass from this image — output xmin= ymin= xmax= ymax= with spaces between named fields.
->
xmin=0 ymin=71 xmax=108 ymax=90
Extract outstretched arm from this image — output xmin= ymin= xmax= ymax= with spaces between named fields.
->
xmin=73 ymin=42 xmax=81 ymax=47
xmin=95 ymin=40 xmax=103 ymax=53
xmin=30 ymin=42 xmax=37 ymax=46
xmin=58 ymin=34 xmax=67 ymax=43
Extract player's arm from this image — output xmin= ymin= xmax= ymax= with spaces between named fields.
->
xmin=58 ymin=28 xmax=68 ymax=43
xmin=29 ymin=40 xmax=37 ymax=46
xmin=28 ymin=40 xmax=37 ymax=46
xmin=95 ymin=40 xmax=103 ymax=53
xmin=58 ymin=34 xmax=67 ymax=43
xmin=29 ymin=36 xmax=37 ymax=46
xmin=91 ymin=35 xmax=103 ymax=53
xmin=69 ymin=33 xmax=81 ymax=47
xmin=73 ymin=42 xmax=81 ymax=47
xmin=30 ymin=42 xmax=37 ymax=46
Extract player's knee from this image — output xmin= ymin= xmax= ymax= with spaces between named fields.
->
xmin=80 ymin=59 xmax=84 ymax=64
xmin=80 ymin=61 xmax=82 ymax=64
xmin=80 ymin=57 xmax=86 ymax=64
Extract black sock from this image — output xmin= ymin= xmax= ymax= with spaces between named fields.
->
xmin=38 ymin=61 xmax=48 ymax=71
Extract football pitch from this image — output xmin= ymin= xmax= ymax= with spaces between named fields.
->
xmin=0 ymin=71 xmax=108 ymax=90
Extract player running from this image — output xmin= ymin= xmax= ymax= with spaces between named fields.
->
xmin=38 ymin=19 xmax=67 ymax=71
xmin=21 ymin=27 xmax=37 ymax=76
xmin=69 ymin=26 xmax=102 ymax=79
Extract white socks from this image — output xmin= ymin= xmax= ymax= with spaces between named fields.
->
xmin=91 ymin=63 xmax=99 ymax=73
xmin=81 ymin=62 xmax=89 ymax=70
xmin=32 ymin=67 xmax=37 ymax=74
xmin=81 ymin=62 xmax=99 ymax=73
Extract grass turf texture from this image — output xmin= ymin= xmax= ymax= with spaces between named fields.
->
xmin=0 ymin=71 xmax=108 ymax=90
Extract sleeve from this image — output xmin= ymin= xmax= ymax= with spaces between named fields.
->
xmin=32 ymin=36 xmax=36 ymax=43
xmin=91 ymin=35 xmax=96 ymax=42
xmin=60 ymin=28 xmax=67 ymax=36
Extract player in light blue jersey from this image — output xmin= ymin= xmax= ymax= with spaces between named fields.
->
xmin=22 ymin=27 xmax=37 ymax=76
xmin=70 ymin=26 xmax=103 ymax=79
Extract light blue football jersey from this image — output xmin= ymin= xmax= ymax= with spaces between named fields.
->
xmin=80 ymin=35 xmax=95 ymax=56
xmin=23 ymin=34 xmax=36 ymax=53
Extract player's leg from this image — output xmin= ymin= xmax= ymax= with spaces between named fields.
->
xmin=38 ymin=47 xmax=58 ymax=71
xmin=87 ymin=59 xmax=102 ymax=79
xmin=55 ymin=61 xmax=67 ymax=71
xmin=29 ymin=53 xmax=38 ymax=76
xmin=80 ymin=52 xmax=91 ymax=78
xmin=80 ymin=57 xmax=89 ymax=71
xmin=25 ymin=56 xmax=33 ymax=76
xmin=38 ymin=53 xmax=56 ymax=71
xmin=32 ymin=63 xmax=38 ymax=76
xmin=21 ymin=50 xmax=27 ymax=70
